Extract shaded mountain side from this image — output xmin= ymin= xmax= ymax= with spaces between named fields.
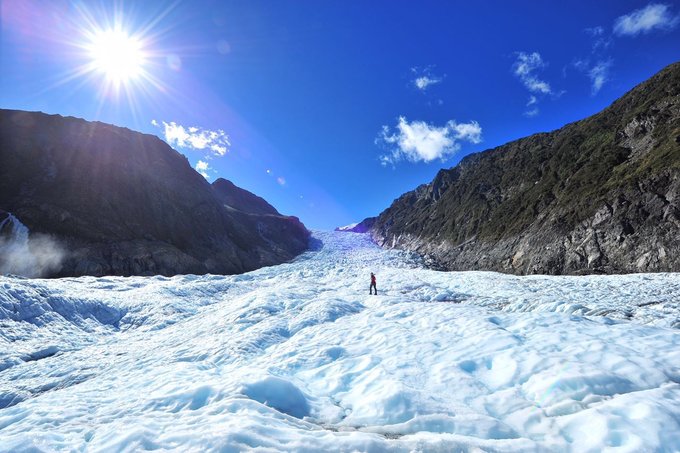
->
xmin=368 ymin=61 xmax=680 ymax=275
xmin=212 ymin=178 xmax=280 ymax=216
xmin=0 ymin=109 xmax=309 ymax=277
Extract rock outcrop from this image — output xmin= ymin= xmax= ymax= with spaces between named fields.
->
xmin=368 ymin=61 xmax=680 ymax=275
xmin=0 ymin=109 xmax=309 ymax=277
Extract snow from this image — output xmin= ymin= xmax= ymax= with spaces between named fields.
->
xmin=336 ymin=222 xmax=359 ymax=231
xmin=1 ymin=231 xmax=680 ymax=451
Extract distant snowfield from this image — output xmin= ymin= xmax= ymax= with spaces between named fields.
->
xmin=1 ymin=231 xmax=680 ymax=452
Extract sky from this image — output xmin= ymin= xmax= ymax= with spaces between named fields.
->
xmin=1 ymin=1 xmax=679 ymax=230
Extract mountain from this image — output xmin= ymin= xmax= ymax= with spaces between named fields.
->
xmin=334 ymin=217 xmax=376 ymax=233
xmin=0 ymin=109 xmax=309 ymax=277
xmin=212 ymin=178 xmax=280 ymax=216
xmin=367 ymin=62 xmax=680 ymax=275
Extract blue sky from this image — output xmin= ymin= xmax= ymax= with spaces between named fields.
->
xmin=1 ymin=1 xmax=679 ymax=229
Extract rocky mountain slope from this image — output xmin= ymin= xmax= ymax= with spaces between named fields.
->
xmin=0 ymin=109 xmax=309 ymax=277
xmin=367 ymin=61 xmax=680 ymax=275
xmin=212 ymin=178 xmax=279 ymax=216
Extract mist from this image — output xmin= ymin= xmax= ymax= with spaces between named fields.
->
xmin=0 ymin=214 xmax=66 ymax=278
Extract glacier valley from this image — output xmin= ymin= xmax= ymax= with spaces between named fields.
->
xmin=1 ymin=231 xmax=680 ymax=452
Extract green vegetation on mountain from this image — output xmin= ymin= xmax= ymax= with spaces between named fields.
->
xmin=368 ymin=62 xmax=680 ymax=275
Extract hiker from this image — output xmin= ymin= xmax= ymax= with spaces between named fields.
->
xmin=370 ymin=272 xmax=377 ymax=295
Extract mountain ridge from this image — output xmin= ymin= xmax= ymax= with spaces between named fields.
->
xmin=364 ymin=61 xmax=680 ymax=275
xmin=212 ymin=178 xmax=280 ymax=216
xmin=0 ymin=109 xmax=309 ymax=277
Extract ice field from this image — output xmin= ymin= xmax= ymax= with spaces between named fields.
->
xmin=1 ymin=231 xmax=680 ymax=452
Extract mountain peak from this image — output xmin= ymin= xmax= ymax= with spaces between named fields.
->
xmin=211 ymin=178 xmax=280 ymax=216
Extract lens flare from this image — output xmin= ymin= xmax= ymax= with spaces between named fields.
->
xmin=36 ymin=1 xmax=183 ymax=122
xmin=87 ymin=29 xmax=146 ymax=84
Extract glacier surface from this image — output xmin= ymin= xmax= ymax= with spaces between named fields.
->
xmin=1 ymin=231 xmax=680 ymax=452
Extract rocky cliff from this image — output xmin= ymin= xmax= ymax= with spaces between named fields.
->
xmin=0 ymin=109 xmax=309 ymax=277
xmin=368 ymin=61 xmax=680 ymax=275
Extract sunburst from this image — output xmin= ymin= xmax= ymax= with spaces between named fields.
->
xmin=38 ymin=2 xmax=177 ymax=121
xmin=86 ymin=28 xmax=147 ymax=86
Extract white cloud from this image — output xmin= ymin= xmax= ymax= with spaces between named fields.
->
xmin=415 ymin=76 xmax=441 ymax=90
xmin=150 ymin=119 xmax=158 ymax=126
xmin=378 ymin=116 xmax=482 ymax=165
xmin=411 ymin=66 xmax=443 ymax=91
xmin=614 ymin=3 xmax=679 ymax=36
xmin=195 ymin=160 xmax=211 ymax=178
xmin=589 ymin=60 xmax=612 ymax=94
xmin=524 ymin=108 xmax=539 ymax=118
xmin=526 ymin=78 xmax=551 ymax=94
xmin=513 ymin=52 xmax=553 ymax=95
xmin=574 ymin=59 xmax=613 ymax=95
xmin=155 ymin=121 xmax=230 ymax=156
xmin=512 ymin=52 xmax=558 ymax=117
xmin=584 ymin=27 xmax=613 ymax=52
xmin=210 ymin=144 xmax=227 ymax=155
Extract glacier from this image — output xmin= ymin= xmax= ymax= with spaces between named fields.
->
xmin=1 ymin=231 xmax=680 ymax=452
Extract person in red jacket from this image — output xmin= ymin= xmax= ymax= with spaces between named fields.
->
xmin=370 ymin=272 xmax=377 ymax=295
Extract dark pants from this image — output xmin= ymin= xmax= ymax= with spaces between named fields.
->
xmin=370 ymin=282 xmax=377 ymax=295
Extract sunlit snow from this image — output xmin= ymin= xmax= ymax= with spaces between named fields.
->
xmin=1 ymin=231 xmax=680 ymax=451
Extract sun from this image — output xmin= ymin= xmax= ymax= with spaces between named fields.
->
xmin=87 ymin=29 xmax=146 ymax=84
xmin=35 ymin=3 xmax=173 ymax=115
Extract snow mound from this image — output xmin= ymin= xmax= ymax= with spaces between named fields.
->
xmin=242 ymin=376 xmax=310 ymax=418
xmin=1 ymin=231 xmax=680 ymax=451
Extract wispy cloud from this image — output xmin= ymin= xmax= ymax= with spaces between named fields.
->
xmin=154 ymin=120 xmax=230 ymax=156
xmin=574 ymin=56 xmax=613 ymax=95
xmin=574 ymin=23 xmax=615 ymax=95
xmin=377 ymin=116 xmax=481 ymax=165
xmin=411 ymin=66 xmax=443 ymax=91
xmin=585 ymin=26 xmax=605 ymax=36
xmin=524 ymin=96 xmax=539 ymax=116
xmin=513 ymin=52 xmax=553 ymax=95
xmin=614 ymin=3 xmax=679 ymax=36
xmin=512 ymin=52 xmax=555 ymax=116
xmin=588 ymin=60 xmax=612 ymax=94
xmin=584 ymin=26 xmax=613 ymax=52
xmin=524 ymin=108 xmax=539 ymax=118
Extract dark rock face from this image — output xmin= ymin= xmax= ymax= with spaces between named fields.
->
xmin=0 ymin=109 xmax=310 ymax=277
xmin=369 ymin=62 xmax=680 ymax=275
xmin=212 ymin=178 xmax=279 ymax=216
